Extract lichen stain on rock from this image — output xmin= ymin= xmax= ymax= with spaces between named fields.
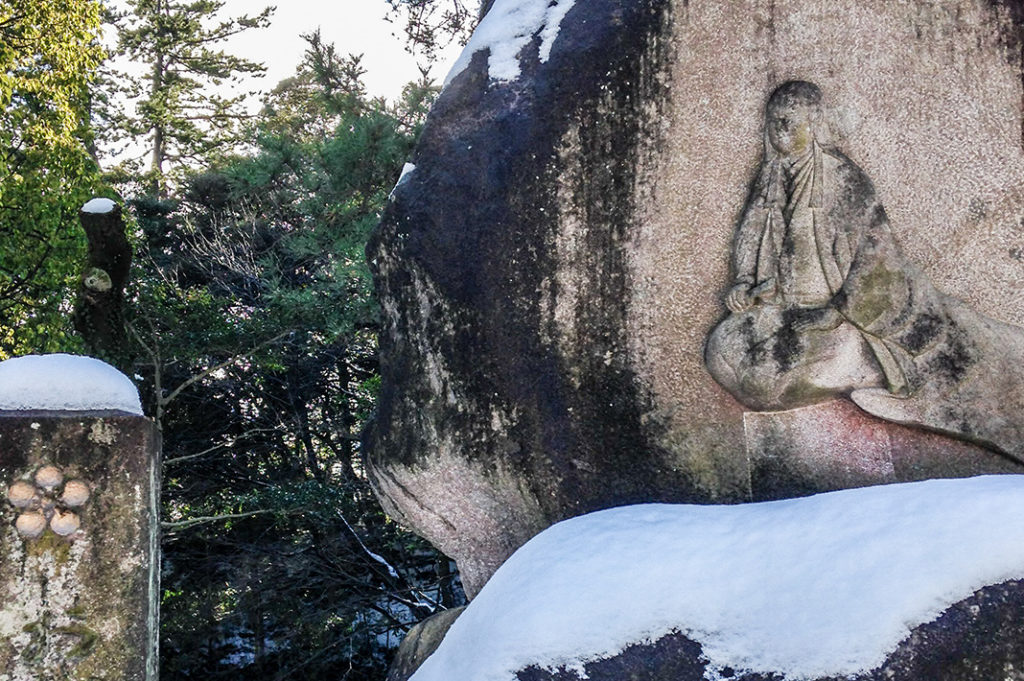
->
xmin=0 ymin=529 xmax=94 ymax=681
xmin=88 ymin=421 xmax=118 ymax=446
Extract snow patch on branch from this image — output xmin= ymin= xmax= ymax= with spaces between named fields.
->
xmin=443 ymin=0 xmax=577 ymax=87
xmin=412 ymin=476 xmax=1024 ymax=680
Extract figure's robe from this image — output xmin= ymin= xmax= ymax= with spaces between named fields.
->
xmin=711 ymin=141 xmax=1024 ymax=463
xmin=732 ymin=141 xmax=958 ymax=397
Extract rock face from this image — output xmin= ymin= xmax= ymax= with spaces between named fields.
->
xmin=386 ymin=607 xmax=465 ymax=681
xmin=514 ymin=580 xmax=1024 ymax=681
xmin=365 ymin=0 xmax=1024 ymax=597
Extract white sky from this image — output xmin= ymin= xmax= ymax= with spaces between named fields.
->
xmin=223 ymin=0 xmax=466 ymax=102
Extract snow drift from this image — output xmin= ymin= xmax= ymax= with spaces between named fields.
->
xmin=412 ymin=475 xmax=1024 ymax=680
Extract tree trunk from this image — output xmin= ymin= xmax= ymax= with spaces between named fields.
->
xmin=149 ymin=0 xmax=167 ymax=197
xmin=74 ymin=201 xmax=132 ymax=370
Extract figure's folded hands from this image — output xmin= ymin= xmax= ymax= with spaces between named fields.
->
xmin=726 ymin=284 xmax=755 ymax=313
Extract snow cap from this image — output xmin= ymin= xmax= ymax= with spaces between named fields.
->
xmin=0 ymin=354 xmax=142 ymax=415
xmin=443 ymin=0 xmax=577 ymax=87
xmin=81 ymin=197 xmax=117 ymax=214
xmin=412 ymin=475 xmax=1024 ymax=681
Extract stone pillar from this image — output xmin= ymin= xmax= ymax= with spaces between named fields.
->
xmin=0 ymin=365 xmax=159 ymax=680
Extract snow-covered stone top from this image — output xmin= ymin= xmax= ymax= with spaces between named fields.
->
xmin=0 ymin=354 xmax=142 ymax=415
xmin=412 ymin=475 xmax=1024 ymax=681
xmin=443 ymin=0 xmax=577 ymax=87
xmin=81 ymin=197 xmax=116 ymax=214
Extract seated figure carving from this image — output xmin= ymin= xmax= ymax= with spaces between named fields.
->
xmin=705 ymin=80 xmax=1024 ymax=463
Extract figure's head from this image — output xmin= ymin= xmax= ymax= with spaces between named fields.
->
xmin=765 ymin=81 xmax=823 ymax=157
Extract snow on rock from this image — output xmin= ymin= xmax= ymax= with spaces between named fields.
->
xmin=391 ymin=163 xmax=416 ymax=198
xmin=412 ymin=476 xmax=1024 ymax=681
xmin=443 ymin=0 xmax=577 ymax=86
xmin=81 ymin=197 xmax=116 ymax=214
xmin=0 ymin=354 xmax=142 ymax=415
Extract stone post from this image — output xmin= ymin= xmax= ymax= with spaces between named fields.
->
xmin=0 ymin=356 xmax=159 ymax=681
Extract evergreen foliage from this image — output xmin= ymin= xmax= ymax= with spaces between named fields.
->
xmin=386 ymin=0 xmax=481 ymax=63
xmin=4 ymin=3 xmax=467 ymax=677
xmin=0 ymin=0 xmax=106 ymax=356
xmin=111 ymin=0 xmax=273 ymax=194
xmin=126 ymin=37 xmax=462 ymax=679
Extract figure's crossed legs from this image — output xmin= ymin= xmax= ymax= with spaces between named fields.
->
xmin=705 ymin=304 xmax=885 ymax=412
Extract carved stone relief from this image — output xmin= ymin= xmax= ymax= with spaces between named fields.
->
xmin=6 ymin=464 xmax=91 ymax=539
xmin=706 ymin=81 xmax=1024 ymax=463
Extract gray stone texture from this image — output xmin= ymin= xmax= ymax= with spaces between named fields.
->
xmin=0 ymin=413 xmax=160 ymax=681
xmin=386 ymin=607 xmax=465 ymax=681
xmin=514 ymin=579 xmax=1024 ymax=681
xmin=366 ymin=0 xmax=1024 ymax=596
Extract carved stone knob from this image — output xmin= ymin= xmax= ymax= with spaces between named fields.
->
xmin=61 ymin=481 xmax=91 ymax=508
xmin=50 ymin=510 xmax=81 ymax=537
xmin=34 ymin=465 xmax=64 ymax=491
xmin=15 ymin=511 xmax=47 ymax=538
xmin=7 ymin=481 xmax=37 ymax=509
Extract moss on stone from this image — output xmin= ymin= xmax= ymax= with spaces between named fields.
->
xmin=25 ymin=531 xmax=73 ymax=567
xmin=846 ymin=263 xmax=904 ymax=328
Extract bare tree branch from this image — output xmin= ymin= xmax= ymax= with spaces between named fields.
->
xmin=162 ymin=508 xmax=281 ymax=530
xmin=161 ymin=329 xmax=292 ymax=409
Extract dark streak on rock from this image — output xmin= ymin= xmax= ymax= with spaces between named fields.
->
xmin=926 ymin=322 xmax=976 ymax=385
xmin=771 ymin=308 xmax=805 ymax=373
xmin=982 ymin=1 xmax=1024 ymax=149
xmin=902 ymin=312 xmax=943 ymax=354
xmin=739 ymin=315 xmax=764 ymax=365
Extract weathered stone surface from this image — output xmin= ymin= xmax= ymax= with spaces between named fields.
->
xmin=744 ymin=400 xmax=1023 ymax=501
xmin=386 ymin=606 xmax=465 ymax=681
xmin=366 ymin=0 xmax=1024 ymax=596
xmin=0 ymin=413 xmax=160 ymax=681
xmin=514 ymin=579 xmax=1024 ymax=681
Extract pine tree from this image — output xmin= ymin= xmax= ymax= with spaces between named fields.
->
xmin=113 ymin=0 xmax=273 ymax=195
xmin=133 ymin=37 xmax=461 ymax=679
xmin=385 ymin=0 xmax=481 ymax=63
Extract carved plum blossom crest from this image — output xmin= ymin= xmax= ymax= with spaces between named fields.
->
xmin=6 ymin=465 xmax=91 ymax=539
